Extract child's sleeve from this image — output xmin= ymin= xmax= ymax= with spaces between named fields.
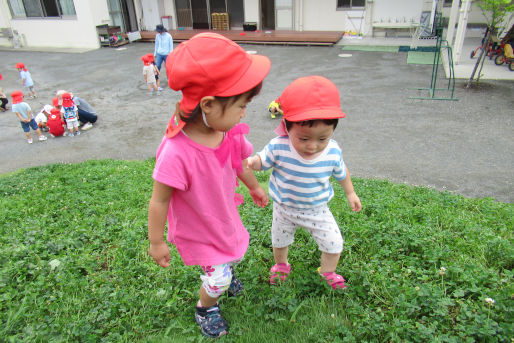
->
xmin=257 ymin=141 xmax=276 ymax=171
xmin=331 ymin=142 xmax=347 ymax=181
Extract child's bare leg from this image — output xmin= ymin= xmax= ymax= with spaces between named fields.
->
xmin=199 ymin=286 xmax=219 ymax=308
xmin=153 ymin=84 xmax=158 ymax=91
xmin=24 ymin=132 xmax=31 ymax=139
xmin=320 ymin=252 xmax=340 ymax=274
xmin=273 ymin=246 xmax=289 ymax=264
xmin=35 ymin=128 xmax=43 ymax=137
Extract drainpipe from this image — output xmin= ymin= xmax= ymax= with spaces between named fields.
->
xmin=453 ymin=0 xmax=471 ymax=65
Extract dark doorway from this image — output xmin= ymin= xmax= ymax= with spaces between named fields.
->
xmin=191 ymin=0 xmax=209 ymax=29
xmin=261 ymin=0 xmax=275 ymax=31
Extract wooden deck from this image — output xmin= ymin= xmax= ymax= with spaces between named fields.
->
xmin=137 ymin=29 xmax=343 ymax=46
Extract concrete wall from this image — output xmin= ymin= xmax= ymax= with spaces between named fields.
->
xmin=373 ymin=0 xmax=423 ymax=24
xmin=6 ymin=0 xmax=110 ymax=49
xmin=300 ymin=0 xmax=347 ymax=31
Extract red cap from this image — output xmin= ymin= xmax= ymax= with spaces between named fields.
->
xmin=52 ymin=97 xmax=60 ymax=107
xmin=15 ymin=62 xmax=27 ymax=71
xmin=50 ymin=108 xmax=61 ymax=115
xmin=61 ymin=92 xmax=74 ymax=107
xmin=278 ymin=76 xmax=345 ymax=122
xmin=141 ymin=55 xmax=151 ymax=65
xmin=165 ymin=32 xmax=271 ymax=113
xmin=11 ymin=90 xmax=23 ymax=104
xmin=145 ymin=53 xmax=154 ymax=62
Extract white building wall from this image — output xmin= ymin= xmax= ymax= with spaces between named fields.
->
xmin=6 ymin=0 xmax=110 ymax=49
xmin=0 ymin=0 xmax=12 ymax=47
xmin=301 ymin=0 xmax=347 ymax=31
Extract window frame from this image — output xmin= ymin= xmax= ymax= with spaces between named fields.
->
xmin=336 ymin=0 xmax=366 ymax=10
xmin=8 ymin=0 xmax=76 ymax=19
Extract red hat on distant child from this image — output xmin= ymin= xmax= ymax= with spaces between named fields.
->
xmin=15 ymin=62 xmax=27 ymax=71
xmin=11 ymin=90 xmax=24 ymax=104
xmin=61 ymin=92 xmax=74 ymax=107
xmin=141 ymin=55 xmax=151 ymax=66
xmin=52 ymin=97 xmax=60 ymax=107
xmin=145 ymin=53 xmax=154 ymax=62
xmin=274 ymin=76 xmax=345 ymax=136
xmin=50 ymin=108 xmax=61 ymax=116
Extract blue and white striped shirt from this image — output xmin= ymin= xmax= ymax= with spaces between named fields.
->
xmin=257 ymin=136 xmax=346 ymax=208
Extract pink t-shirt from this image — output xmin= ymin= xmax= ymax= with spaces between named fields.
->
xmin=152 ymin=124 xmax=253 ymax=266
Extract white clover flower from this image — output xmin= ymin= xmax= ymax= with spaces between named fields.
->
xmin=485 ymin=297 xmax=495 ymax=306
xmin=415 ymin=286 xmax=420 ymax=291
xmin=438 ymin=267 xmax=447 ymax=276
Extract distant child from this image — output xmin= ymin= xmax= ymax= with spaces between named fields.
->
xmin=47 ymin=108 xmax=66 ymax=137
xmin=10 ymin=90 xmax=47 ymax=143
xmin=0 ymin=87 xmax=8 ymax=112
xmin=35 ymin=104 xmax=52 ymax=131
xmin=60 ymin=92 xmax=80 ymax=136
xmin=142 ymin=55 xmax=158 ymax=93
xmin=146 ymin=53 xmax=162 ymax=91
xmin=268 ymin=99 xmax=283 ymax=119
xmin=248 ymin=76 xmax=362 ymax=290
xmin=15 ymin=63 xmax=37 ymax=98
xmin=147 ymin=33 xmax=270 ymax=338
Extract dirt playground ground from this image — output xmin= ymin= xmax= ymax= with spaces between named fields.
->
xmin=0 ymin=42 xmax=513 ymax=203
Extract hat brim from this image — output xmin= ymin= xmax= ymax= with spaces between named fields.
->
xmin=285 ymin=108 xmax=346 ymax=122
xmin=216 ymin=54 xmax=271 ymax=97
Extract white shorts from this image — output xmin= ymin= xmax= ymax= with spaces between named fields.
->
xmin=66 ymin=118 xmax=79 ymax=129
xmin=272 ymin=202 xmax=343 ymax=254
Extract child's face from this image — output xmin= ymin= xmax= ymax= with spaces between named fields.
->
xmin=208 ymin=94 xmax=251 ymax=132
xmin=288 ymin=121 xmax=335 ymax=160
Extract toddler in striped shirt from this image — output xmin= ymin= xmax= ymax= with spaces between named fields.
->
xmin=248 ymin=76 xmax=361 ymax=290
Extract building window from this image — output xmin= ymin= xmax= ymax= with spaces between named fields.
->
xmin=8 ymin=0 xmax=76 ymax=18
xmin=337 ymin=0 xmax=365 ymax=9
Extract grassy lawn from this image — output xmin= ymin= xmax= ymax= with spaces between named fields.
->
xmin=0 ymin=159 xmax=512 ymax=342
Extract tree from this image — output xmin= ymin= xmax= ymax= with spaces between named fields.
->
xmin=466 ymin=0 xmax=514 ymax=88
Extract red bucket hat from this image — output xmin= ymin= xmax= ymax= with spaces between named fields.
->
xmin=166 ymin=32 xmax=271 ymax=114
xmin=145 ymin=53 xmax=154 ymax=62
xmin=141 ymin=55 xmax=150 ymax=65
xmin=52 ymin=97 xmax=60 ymax=107
xmin=11 ymin=90 xmax=24 ymax=104
xmin=274 ymin=76 xmax=345 ymax=136
xmin=61 ymin=92 xmax=74 ymax=107
xmin=50 ymin=108 xmax=61 ymax=116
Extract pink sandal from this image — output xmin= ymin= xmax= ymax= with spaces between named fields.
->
xmin=270 ymin=263 xmax=291 ymax=284
xmin=318 ymin=268 xmax=347 ymax=290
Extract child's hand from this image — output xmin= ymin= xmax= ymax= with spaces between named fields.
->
xmin=247 ymin=155 xmax=261 ymax=170
xmin=346 ymin=192 xmax=362 ymax=212
xmin=148 ymin=241 xmax=171 ymax=267
xmin=249 ymin=186 xmax=269 ymax=208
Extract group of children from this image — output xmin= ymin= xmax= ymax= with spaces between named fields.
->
xmin=147 ymin=33 xmax=362 ymax=338
xmin=4 ymin=63 xmax=96 ymax=143
xmin=141 ymin=53 xmax=163 ymax=93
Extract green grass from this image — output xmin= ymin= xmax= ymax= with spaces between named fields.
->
xmin=407 ymin=51 xmax=442 ymax=65
xmin=1 ymin=159 xmax=512 ymax=342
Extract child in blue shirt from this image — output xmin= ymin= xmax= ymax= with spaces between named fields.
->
xmin=249 ymin=76 xmax=361 ymax=290
xmin=15 ymin=62 xmax=37 ymax=99
xmin=11 ymin=90 xmax=47 ymax=144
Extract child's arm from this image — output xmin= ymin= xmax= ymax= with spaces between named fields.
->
xmin=338 ymin=166 xmax=362 ymax=212
xmin=154 ymin=65 xmax=160 ymax=75
xmin=148 ymin=180 xmax=173 ymax=267
xmin=238 ymin=159 xmax=268 ymax=207
xmin=14 ymin=111 xmax=28 ymax=122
